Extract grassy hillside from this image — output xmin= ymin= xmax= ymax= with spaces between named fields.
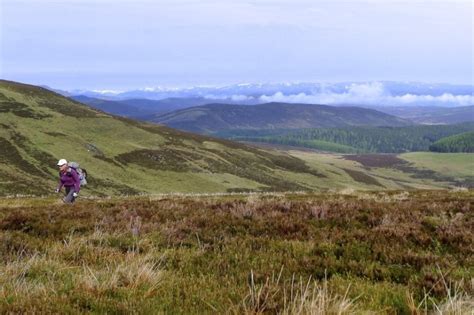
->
xmin=0 ymin=190 xmax=472 ymax=313
xmin=429 ymin=131 xmax=474 ymax=153
xmin=151 ymin=103 xmax=411 ymax=133
xmin=0 ymin=80 xmax=334 ymax=196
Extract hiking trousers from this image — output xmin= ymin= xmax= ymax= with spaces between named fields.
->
xmin=64 ymin=186 xmax=77 ymax=204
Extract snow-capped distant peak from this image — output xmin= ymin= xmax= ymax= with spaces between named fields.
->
xmin=138 ymin=86 xmax=183 ymax=92
xmin=91 ymin=89 xmax=123 ymax=95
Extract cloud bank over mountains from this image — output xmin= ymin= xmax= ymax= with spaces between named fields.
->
xmin=72 ymin=81 xmax=474 ymax=107
xmin=256 ymin=82 xmax=474 ymax=107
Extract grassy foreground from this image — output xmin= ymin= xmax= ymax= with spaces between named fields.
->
xmin=0 ymin=190 xmax=472 ymax=314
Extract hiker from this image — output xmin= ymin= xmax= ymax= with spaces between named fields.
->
xmin=55 ymin=159 xmax=80 ymax=203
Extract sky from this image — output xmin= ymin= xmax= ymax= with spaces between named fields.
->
xmin=1 ymin=0 xmax=473 ymax=90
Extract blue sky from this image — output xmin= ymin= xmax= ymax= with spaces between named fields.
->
xmin=1 ymin=0 xmax=472 ymax=89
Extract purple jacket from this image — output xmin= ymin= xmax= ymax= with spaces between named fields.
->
xmin=57 ymin=168 xmax=81 ymax=192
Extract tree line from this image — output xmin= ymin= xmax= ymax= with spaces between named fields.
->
xmin=220 ymin=123 xmax=474 ymax=153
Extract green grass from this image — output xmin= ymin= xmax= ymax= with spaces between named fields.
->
xmin=0 ymin=190 xmax=472 ymax=313
xmin=400 ymin=152 xmax=474 ymax=180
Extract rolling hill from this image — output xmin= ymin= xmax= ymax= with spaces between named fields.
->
xmin=0 ymin=80 xmax=335 ymax=196
xmin=429 ymin=131 xmax=474 ymax=152
xmin=70 ymin=95 xmax=153 ymax=117
xmin=71 ymin=96 xmax=215 ymax=118
xmin=151 ymin=103 xmax=412 ymax=133
xmin=370 ymin=105 xmax=474 ymax=124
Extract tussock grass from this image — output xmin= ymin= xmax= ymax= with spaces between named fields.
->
xmin=281 ymin=278 xmax=357 ymax=315
xmin=0 ymin=190 xmax=472 ymax=313
xmin=406 ymin=272 xmax=474 ymax=315
xmin=0 ymin=229 xmax=163 ymax=313
xmin=236 ymin=269 xmax=358 ymax=315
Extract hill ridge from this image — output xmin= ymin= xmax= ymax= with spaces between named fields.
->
xmin=151 ymin=102 xmax=412 ymax=133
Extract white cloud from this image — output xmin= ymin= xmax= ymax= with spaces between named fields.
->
xmin=393 ymin=93 xmax=474 ymax=105
xmin=230 ymin=94 xmax=254 ymax=101
xmin=257 ymin=82 xmax=474 ymax=106
xmin=203 ymin=94 xmax=254 ymax=101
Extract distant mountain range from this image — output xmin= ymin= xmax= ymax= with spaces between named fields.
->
xmin=71 ymin=95 xmax=155 ymax=117
xmin=150 ymin=103 xmax=412 ymax=133
xmin=57 ymin=81 xmax=473 ymax=108
xmin=369 ymin=105 xmax=474 ymax=125
xmin=72 ymin=94 xmax=474 ymax=131
xmin=71 ymin=96 xmax=208 ymax=118
xmin=71 ymin=95 xmax=245 ymax=118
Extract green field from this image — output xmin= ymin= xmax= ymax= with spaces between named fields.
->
xmin=0 ymin=190 xmax=472 ymax=313
xmin=287 ymin=150 xmax=474 ymax=191
xmin=400 ymin=152 xmax=474 ymax=180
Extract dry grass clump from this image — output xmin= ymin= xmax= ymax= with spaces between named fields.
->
xmin=236 ymin=269 xmax=358 ymax=315
xmin=449 ymin=187 xmax=469 ymax=193
xmin=431 ymin=285 xmax=473 ymax=315
xmin=0 ymin=229 xmax=163 ymax=313
xmin=406 ymin=274 xmax=474 ymax=315
xmin=0 ymin=254 xmax=63 ymax=300
xmin=281 ymin=277 xmax=357 ymax=315
xmin=78 ymin=253 xmax=162 ymax=296
xmin=356 ymin=191 xmax=411 ymax=203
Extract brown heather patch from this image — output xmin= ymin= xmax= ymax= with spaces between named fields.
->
xmin=0 ymin=101 xmax=51 ymax=119
xmin=342 ymin=168 xmax=384 ymax=187
xmin=0 ymin=190 xmax=472 ymax=313
xmin=43 ymin=131 xmax=67 ymax=137
xmin=116 ymin=147 xmax=202 ymax=172
xmin=0 ymin=137 xmax=49 ymax=181
xmin=342 ymin=154 xmax=474 ymax=188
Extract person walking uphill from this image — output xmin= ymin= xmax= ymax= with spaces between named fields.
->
xmin=55 ymin=159 xmax=81 ymax=203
